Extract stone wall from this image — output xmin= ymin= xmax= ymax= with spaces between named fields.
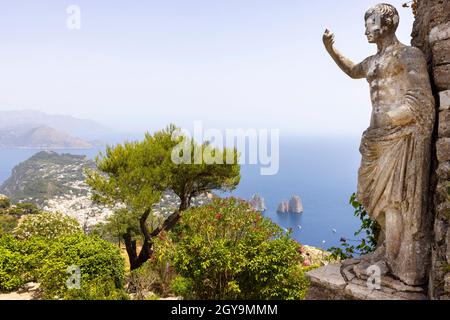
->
xmin=411 ymin=0 xmax=450 ymax=300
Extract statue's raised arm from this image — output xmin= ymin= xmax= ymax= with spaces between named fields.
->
xmin=322 ymin=29 xmax=367 ymax=79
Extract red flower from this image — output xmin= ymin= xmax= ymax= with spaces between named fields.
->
xmin=302 ymin=259 xmax=311 ymax=267
xmin=215 ymin=213 xmax=223 ymax=220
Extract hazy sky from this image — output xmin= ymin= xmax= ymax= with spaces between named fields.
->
xmin=0 ymin=0 xmax=415 ymax=137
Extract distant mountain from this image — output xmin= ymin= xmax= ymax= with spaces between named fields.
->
xmin=0 ymin=110 xmax=113 ymax=141
xmin=0 ymin=126 xmax=93 ymax=149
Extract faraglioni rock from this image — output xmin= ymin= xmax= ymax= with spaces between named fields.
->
xmin=289 ymin=196 xmax=304 ymax=214
xmin=277 ymin=196 xmax=304 ymax=214
xmin=277 ymin=201 xmax=289 ymax=214
xmin=323 ymin=3 xmax=435 ymax=286
xmin=248 ymin=194 xmax=266 ymax=212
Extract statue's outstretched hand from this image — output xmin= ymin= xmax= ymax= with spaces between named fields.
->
xmin=323 ymin=29 xmax=335 ymax=51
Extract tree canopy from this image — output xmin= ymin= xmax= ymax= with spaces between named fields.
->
xmin=87 ymin=125 xmax=240 ymax=270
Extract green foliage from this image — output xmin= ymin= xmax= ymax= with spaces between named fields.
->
xmin=36 ymin=234 xmax=125 ymax=299
xmin=0 ymin=201 xmax=41 ymax=236
xmin=14 ymin=211 xmax=81 ymax=240
xmin=87 ymin=124 xmax=240 ymax=217
xmin=13 ymin=203 xmax=40 ymax=215
xmin=329 ymin=193 xmax=381 ymax=260
xmin=0 ymin=234 xmax=126 ymax=299
xmin=87 ymin=125 xmax=241 ymax=270
xmin=152 ymin=125 xmax=241 ymax=209
xmin=155 ymin=198 xmax=309 ymax=300
xmin=0 ymin=215 xmax=19 ymax=236
xmin=64 ymin=277 xmax=129 ymax=300
xmin=0 ymin=236 xmax=29 ymax=291
xmin=0 ymin=196 xmax=11 ymax=209
xmin=170 ymin=275 xmax=194 ymax=299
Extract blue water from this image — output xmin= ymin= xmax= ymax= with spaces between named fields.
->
xmin=0 ymin=136 xmax=363 ymax=249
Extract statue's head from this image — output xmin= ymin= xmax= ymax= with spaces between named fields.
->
xmin=364 ymin=3 xmax=399 ymax=43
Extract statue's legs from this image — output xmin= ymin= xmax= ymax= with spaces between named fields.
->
xmin=385 ymin=208 xmax=402 ymax=263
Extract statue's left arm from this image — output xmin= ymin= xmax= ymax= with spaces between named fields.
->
xmin=387 ymin=47 xmax=434 ymax=127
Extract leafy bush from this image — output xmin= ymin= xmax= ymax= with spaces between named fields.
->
xmin=0 ymin=196 xmax=10 ymax=210
xmin=36 ymin=233 xmax=126 ymax=299
xmin=155 ymin=198 xmax=309 ymax=300
xmin=170 ymin=275 xmax=194 ymax=299
xmin=63 ymin=277 xmax=129 ymax=300
xmin=0 ymin=215 xmax=19 ymax=236
xmin=0 ymin=233 xmax=126 ymax=299
xmin=328 ymin=193 xmax=381 ymax=260
xmin=11 ymin=203 xmax=40 ymax=215
xmin=0 ymin=236 xmax=29 ymax=291
xmin=14 ymin=211 xmax=81 ymax=240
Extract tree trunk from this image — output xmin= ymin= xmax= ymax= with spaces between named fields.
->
xmin=123 ymin=231 xmax=139 ymax=270
xmin=179 ymin=194 xmax=191 ymax=212
xmin=126 ymin=198 xmax=192 ymax=271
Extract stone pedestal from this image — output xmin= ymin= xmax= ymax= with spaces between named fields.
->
xmin=305 ymin=264 xmax=428 ymax=300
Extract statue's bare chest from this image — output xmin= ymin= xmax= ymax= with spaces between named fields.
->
xmin=366 ymin=49 xmax=405 ymax=86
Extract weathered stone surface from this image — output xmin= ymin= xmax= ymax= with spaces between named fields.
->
xmin=307 ymin=264 xmax=427 ymax=300
xmin=447 ymin=230 xmax=450 ymax=262
xmin=343 ymin=282 xmax=403 ymax=300
xmin=352 ymin=261 xmax=371 ymax=280
xmin=434 ymin=64 xmax=450 ymax=91
xmin=306 ymin=264 xmax=347 ymax=291
xmin=381 ymin=276 xmax=425 ymax=293
xmin=445 ymin=274 xmax=450 ymax=293
xmin=439 ymin=110 xmax=450 ymax=137
xmin=435 ymin=219 xmax=449 ymax=244
xmin=436 ymin=161 xmax=450 ymax=179
xmin=306 ymin=284 xmax=349 ymax=300
xmin=414 ymin=1 xmax=450 ymax=300
xmin=441 ymin=91 xmax=450 ymax=111
xmin=395 ymin=292 xmax=428 ymax=300
xmin=429 ymin=22 xmax=450 ymax=44
xmin=341 ymin=265 xmax=356 ymax=282
xmin=437 ymin=138 xmax=450 ymax=162
xmin=432 ymin=39 xmax=450 ymax=67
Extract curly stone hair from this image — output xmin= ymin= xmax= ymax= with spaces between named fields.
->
xmin=365 ymin=3 xmax=400 ymax=32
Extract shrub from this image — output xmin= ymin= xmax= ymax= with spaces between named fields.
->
xmin=0 ymin=236 xmax=28 ymax=291
xmin=0 ymin=233 xmax=126 ymax=299
xmin=0 ymin=215 xmax=19 ymax=236
xmin=0 ymin=196 xmax=10 ymax=210
xmin=14 ymin=211 xmax=81 ymax=240
xmin=12 ymin=203 xmax=40 ymax=215
xmin=36 ymin=233 xmax=126 ymax=299
xmin=155 ymin=198 xmax=309 ymax=300
xmin=170 ymin=276 xmax=194 ymax=299
xmin=64 ymin=277 xmax=129 ymax=300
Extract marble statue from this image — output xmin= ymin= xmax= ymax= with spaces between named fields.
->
xmin=323 ymin=3 xmax=435 ymax=286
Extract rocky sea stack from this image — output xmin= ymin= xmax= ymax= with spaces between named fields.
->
xmin=277 ymin=196 xmax=303 ymax=214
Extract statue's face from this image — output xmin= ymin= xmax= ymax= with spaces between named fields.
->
xmin=365 ymin=14 xmax=382 ymax=43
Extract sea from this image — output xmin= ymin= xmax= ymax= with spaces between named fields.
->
xmin=0 ymin=136 xmax=363 ymax=249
